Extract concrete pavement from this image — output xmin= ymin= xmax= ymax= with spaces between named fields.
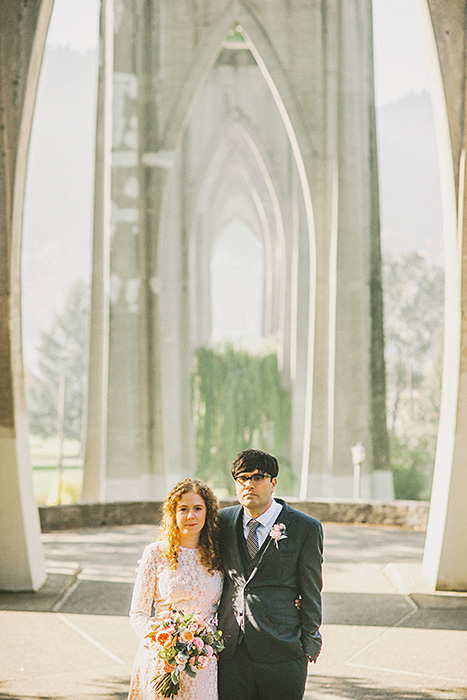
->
xmin=1 ymin=522 xmax=467 ymax=700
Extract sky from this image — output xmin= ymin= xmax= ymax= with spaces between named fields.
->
xmin=45 ymin=0 xmax=100 ymax=53
xmin=372 ymin=0 xmax=430 ymax=105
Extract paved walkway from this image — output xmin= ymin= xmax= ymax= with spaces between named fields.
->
xmin=1 ymin=522 xmax=467 ymax=700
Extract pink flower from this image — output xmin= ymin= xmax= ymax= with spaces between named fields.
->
xmin=204 ymin=645 xmax=213 ymax=658
xmin=160 ymin=610 xmax=172 ymax=620
xmin=164 ymin=624 xmax=176 ymax=634
xmin=198 ymin=654 xmax=210 ymax=669
xmin=189 ymin=623 xmax=199 ymax=633
xmin=269 ymin=523 xmax=287 ymax=548
xmin=192 ymin=637 xmax=204 ymax=651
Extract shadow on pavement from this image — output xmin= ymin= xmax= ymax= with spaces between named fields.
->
xmin=306 ymin=675 xmax=467 ymax=700
xmin=322 ymin=525 xmax=426 ymax=564
xmin=3 ymin=583 xmax=467 ymax=632
xmin=0 ymin=579 xmax=132 ymax=616
xmin=0 ymin=677 xmax=129 ymax=700
xmin=323 ymin=592 xmax=467 ymax=630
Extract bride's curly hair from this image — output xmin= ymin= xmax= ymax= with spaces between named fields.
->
xmin=159 ymin=478 xmax=221 ymax=574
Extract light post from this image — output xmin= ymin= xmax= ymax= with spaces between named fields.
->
xmin=351 ymin=441 xmax=366 ymax=499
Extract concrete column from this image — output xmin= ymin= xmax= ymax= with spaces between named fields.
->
xmin=304 ymin=0 xmax=391 ymax=498
xmin=305 ymin=0 xmax=338 ymax=498
xmin=418 ymin=0 xmax=467 ymax=591
xmin=104 ymin=0 xmax=146 ymax=500
xmin=331 ymin=0 xmax=391 ymax=498
xmin=0 ymin=0 xmax=53 ymax=590
xmin=82 ymin=0 xmax=114 ymax=503
xmin=158 ymin=143 xmax=195 ymax=484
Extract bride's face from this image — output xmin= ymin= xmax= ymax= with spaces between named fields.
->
xmin=175 ymin=492 xmax=207 ymax=539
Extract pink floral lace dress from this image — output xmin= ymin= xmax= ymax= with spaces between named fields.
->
xmin=128 ymin=542 xmax=223 ymax=700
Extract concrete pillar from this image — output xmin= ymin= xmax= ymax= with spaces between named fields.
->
xmin=331 ymin=0 xmax=391 ymax=497
xmin=84 ymin=0 xmax=169 ymax=501
xmin=159 ymin=138 xmax=196 ymax=485
xmin=0 ymin=0 xmax=52 ymax=590
xmin=306 ymin=0 xmax=391 ymax=497
xmin=82 ymin=0 xmax=113 ymax=503
xmin=417 ymin=0 xmax=467 ymax=591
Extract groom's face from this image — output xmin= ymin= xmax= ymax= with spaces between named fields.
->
xmin=234 ymin=469 xmax=277 ymax=517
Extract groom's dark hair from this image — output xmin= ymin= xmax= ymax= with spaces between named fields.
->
xmin=231 ymin=449 xmax=279 ymax=479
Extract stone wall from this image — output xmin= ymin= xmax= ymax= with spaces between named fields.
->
xmin=39 ymin=498 xmax=429 ymax=532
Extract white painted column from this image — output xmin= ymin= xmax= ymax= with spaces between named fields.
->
xmin=422 ymin=150 xmax=467 ymax=590
xmin=82 ymin=0 xmax=114 ymax=503
xmin=418 ymin=0 xmax=467 ymax=590
xmin=0 ymin=0 xmax=53 ymax=590
xmin=0 ymin=422 xmax=46 ymax=591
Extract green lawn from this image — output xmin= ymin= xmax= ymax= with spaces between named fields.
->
xmin=30 ymin=435 xmax=83 ymax=504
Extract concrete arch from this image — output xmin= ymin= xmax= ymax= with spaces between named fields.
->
xmin=156 ymin=13 xmax=318 ymax=486
xmin=158 ymin=0 xmax=318 ymax=347
xmin=161 ymin=0 xmax=316 ymax=155
xmin=1 ymin=0 xmax=467 ymax=591
xmin=187 ymin=111 xmax=290 ymax=333
xmin=415 ymin=0 xmax=467 ymax=590
xmin=189 ymin=138 xmax=280 ymax=344
xmin=0 ymin=0 xmax=54 ymax=590
xmin=158 ymin=107 xmax=285 ymax=358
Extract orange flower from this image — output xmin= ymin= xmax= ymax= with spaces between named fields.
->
xmin=155 ymin=630 xmax=174 ymax=647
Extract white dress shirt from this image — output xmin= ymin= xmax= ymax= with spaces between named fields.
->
xmin=242 ymin=498 xmax=283 ymax=549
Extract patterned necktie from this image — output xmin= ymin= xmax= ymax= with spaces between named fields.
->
xmin=246 ymin=519 xmax=260 ymax=558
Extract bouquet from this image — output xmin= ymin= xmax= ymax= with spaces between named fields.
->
xmin=144 ymin=609 xmax=224 ymax=698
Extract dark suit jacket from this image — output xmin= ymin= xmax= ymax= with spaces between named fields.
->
xmin=217 ymin=498 xmax=323 ymax=663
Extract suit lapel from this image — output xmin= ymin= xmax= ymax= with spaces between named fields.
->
xmin=225 ymin=506 xmax=246 ymax=578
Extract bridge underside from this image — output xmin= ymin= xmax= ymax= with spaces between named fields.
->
xmin=83 ymin=0 xmax=391 ymax=504
xmin=0 ymin=0 xmax=466 ymax=591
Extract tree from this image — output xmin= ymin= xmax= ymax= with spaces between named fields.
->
xmin=27 ymin=280 xmax=89 ymax=442
xmin=383 ymin=251 xmax=444 ymax=499
xmin=192 ymin=345 xmax=293 ymax=494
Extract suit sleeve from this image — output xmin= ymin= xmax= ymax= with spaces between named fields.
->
xmin=297 ymin=519 xmax=323 ymax=660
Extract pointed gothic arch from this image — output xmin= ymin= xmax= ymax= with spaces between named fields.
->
xmin=3 ymin=0 xmax=467 ymax=592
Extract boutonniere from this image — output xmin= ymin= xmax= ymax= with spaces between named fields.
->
xmin=269 ymin=523 xmax=287 ymax=548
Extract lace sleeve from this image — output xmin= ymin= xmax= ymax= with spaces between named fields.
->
xmin=129 ymin=543 xmax=157 ymax=639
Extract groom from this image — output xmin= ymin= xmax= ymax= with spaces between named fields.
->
xmin=217 ymin=449 xmax=323 ymax=700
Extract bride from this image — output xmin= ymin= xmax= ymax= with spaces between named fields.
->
xmin=127 ymin=478 xmax=224 ymax=700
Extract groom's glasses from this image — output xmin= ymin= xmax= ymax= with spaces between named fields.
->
xmin=235 ymin=473 xmax=272 ymax=485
